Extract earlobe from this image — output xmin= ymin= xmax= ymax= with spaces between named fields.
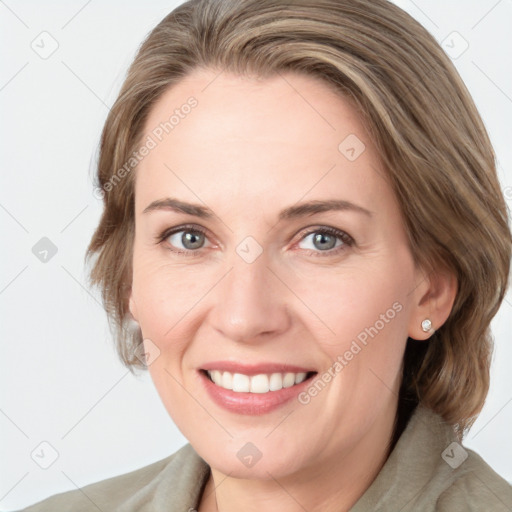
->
xmin=408 ymin=266 xmax=457 ymax=341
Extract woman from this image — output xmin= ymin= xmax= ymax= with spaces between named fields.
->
xmin=18 ymin=0 xmax=511 ymax=510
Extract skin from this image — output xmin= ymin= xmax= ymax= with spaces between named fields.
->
xmin=128 ymin=68 xmax=456 ymax=512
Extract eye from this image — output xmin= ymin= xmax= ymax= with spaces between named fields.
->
xmin=295 ymin=226 xmax=354 ymax=257
xmin=157 ymin=224 xmax=354 ymax=258
xmin=157 ymin=224 xmax=214 ymax=256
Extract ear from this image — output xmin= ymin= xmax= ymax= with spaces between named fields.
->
xmin=128 ymin=291 xmax=139 ymax=323
xmin=408 ymin=264 xmax=457 ymax=341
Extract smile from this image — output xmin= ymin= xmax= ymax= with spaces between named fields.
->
xmin=199 ymin=362 xmax=318 ymax=414
xmin=205 ymin=370 xmax=315 ymax=393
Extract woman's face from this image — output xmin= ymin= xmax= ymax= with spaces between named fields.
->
xmin=129 ymin=68 xmax=429 ymax=479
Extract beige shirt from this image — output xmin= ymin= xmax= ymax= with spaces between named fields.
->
xmin=17 ymin=405 xmax=512 ymax=511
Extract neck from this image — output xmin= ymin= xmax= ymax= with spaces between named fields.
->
xmin=199 ymin=399 xmax=400 ymax=512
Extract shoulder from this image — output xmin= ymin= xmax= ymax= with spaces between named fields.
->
xmin=350 ymin=405 xmax=512 ymax=512
xmin=435 ymin=447 xmax=512 ymax=511
xmin=14 ymin=443 xmax=210 ymax=512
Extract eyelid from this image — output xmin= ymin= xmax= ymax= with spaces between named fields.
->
xmin=294 ymin=225 xmax=354 ymax=245
xmin=156 ymin=223 xmax=211 ymax=244
xmin=291 ymin=225 xmax=355 ymax=257
xmin=155 ymin=224 xmax=218 ymax=259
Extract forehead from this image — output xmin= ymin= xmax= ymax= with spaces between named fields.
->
xmin=135 ymin=68 xmax=388 ymax=216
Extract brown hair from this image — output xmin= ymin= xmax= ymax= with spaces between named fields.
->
xmin=86 ymin=0 xmax=511 ymax=435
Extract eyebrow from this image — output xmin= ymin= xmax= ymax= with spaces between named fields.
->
xmin=142 ymin=197 xmax=373 ymax=220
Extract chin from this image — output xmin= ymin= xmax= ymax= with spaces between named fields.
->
xmin=193 ymin=432 xmax=313 ymax=481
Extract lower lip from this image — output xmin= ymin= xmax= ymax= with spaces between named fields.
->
xmin=199 ymin=370 xmax=316 ymax=415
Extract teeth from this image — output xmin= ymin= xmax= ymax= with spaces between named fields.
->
xmin=295 ymin=372 xmax=307 ymax=384
xmin=232 ymin=373 xmax=250 ymax=392
xmin=283 ymin=372 xmax=296 ymax=388
xmin=206 ymin=370 xmax=309 ymax=393
xmin=221 ymin=371 xmax=232 ymax=390
xmin=269 ymin=372 xmax=283 ymax=391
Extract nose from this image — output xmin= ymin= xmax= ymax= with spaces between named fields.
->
xmin=208 ymin=251 xmax=291 ymax=344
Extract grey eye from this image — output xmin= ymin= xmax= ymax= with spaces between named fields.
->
xmin=167 ymin=230 xmax=207 ymax=251
xmin=298 ymin=231 xmax=343 ymax=252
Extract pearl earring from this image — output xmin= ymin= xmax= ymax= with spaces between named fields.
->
xmin=421 ymin=319 xmax=432 ymax=332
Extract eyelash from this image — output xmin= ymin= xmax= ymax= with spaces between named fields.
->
xmin=156 ymin=223 xmax=355 ymax=258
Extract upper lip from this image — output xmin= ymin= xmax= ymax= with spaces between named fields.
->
xmin=200 ymin=361 xmax=316 ymax=376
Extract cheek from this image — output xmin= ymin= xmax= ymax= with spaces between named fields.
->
xmin=291 ymin=254 xmax=415 ymax=406
xmin=292 ymin=259 xmax=412 ymax=348
xmin=131 ymin=250 xmax=213 ymax=340
xmin=131 ymin=252 xmax=207 ymax=428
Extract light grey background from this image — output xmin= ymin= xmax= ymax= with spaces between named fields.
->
xmin=1 ymin=0 xmax=511 ymax=509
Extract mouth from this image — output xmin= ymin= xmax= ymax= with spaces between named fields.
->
xmin=197 ymin=361 xmax=319 ymax=414
xmin=201 ymin=369 xmax=317 ymax=393
xmin=198 ymin=363 xmax=318 ymax=415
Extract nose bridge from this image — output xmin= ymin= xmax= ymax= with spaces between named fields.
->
xmin=210 ymin=247 xmax=289 ymax=343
